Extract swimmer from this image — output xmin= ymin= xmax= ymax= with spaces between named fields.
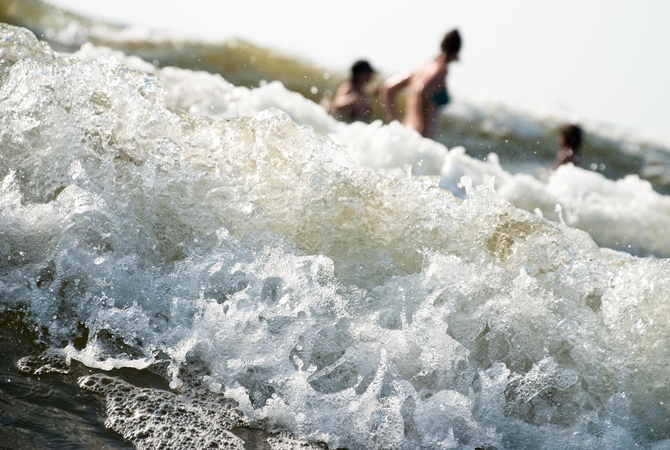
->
xmin=551 ymin=124 xmax=583 ymax=170
xmin=331 ymin=60 xmax=376 ymax=123
xmin=379 ymin=29 xmax=461 ymax=139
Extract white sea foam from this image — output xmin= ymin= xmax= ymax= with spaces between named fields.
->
xmin=3 ymin=24 xmax=670 ymax=449
xmin=72 ymin=43 xmax=670 ymax=257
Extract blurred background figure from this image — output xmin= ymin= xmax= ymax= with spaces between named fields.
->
xmin=551 ymin=123 xmax=583 ymax=170
xmin=379 ymin=29 xmax=461 ymax=139
xmin=330 ymin=60 xmax=376 ymax=123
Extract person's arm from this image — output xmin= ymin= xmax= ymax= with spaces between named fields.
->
xmin=331 ymin=82 xmax=359 ymax=110
xmin=379 ymin=71 xmax=411 ymax=123
xmin=405 ymin=79 xmax=428 ymax=134
xmin=551 ymin=148 xmax=577 ymax=171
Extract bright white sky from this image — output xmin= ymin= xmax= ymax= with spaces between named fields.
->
xmin=47 ymin=0 xmax=669 ymax=134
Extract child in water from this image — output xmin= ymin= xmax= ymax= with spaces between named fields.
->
xmin=551 ymin=124 xmax=583 ymax=170
xmin=331 ymin=60 xmax=376 ymax=123
xmin=379 ymin=29 xmax=461 ymax=139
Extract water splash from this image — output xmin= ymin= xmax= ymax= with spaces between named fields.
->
xmin=2 ymin=23 xmax=670 ymax=449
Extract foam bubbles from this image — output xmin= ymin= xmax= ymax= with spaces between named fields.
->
xmin=79 ymin=373 xmax=246 ymax=449
xmin=3 ymin=23 xmax=670 ymax=449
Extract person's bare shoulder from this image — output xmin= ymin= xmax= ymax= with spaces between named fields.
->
xmin=414 ymin=60 xmax=444 ymax=85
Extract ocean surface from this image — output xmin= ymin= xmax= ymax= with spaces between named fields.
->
xmin=2 ymin=1 xmax=670 ymax=449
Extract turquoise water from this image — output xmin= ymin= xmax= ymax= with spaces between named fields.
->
xmin=2 ymin=3 xmax=670 ymax=449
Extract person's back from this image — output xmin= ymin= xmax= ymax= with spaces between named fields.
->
xmin=551 ymin=124 xmax=583 ymax=170
xmin=387 ymin=60 xmax=443 ymax=138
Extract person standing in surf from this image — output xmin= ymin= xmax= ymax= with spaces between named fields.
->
xmin=331 ymin=60 xmax=376 ymax=123
xmin=379 ymin=29 xmax=461 ymax=139
xmin=551 ymin=124 xmax=583 ymax=170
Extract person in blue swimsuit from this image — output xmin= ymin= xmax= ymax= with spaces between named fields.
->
xmin=379 ymin=29 xmax=461 ymax=139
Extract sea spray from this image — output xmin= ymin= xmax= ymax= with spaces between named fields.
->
xmin=2 ymin=23 xmax=670 ymax=449
xmin=72 ymin=42 xmax=670 ymax=259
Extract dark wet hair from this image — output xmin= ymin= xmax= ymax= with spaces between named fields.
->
xmin=351 ymin=60 xmax=375 ymax=81
xmin=560 ymin=124 xmax=583 ymax=150
xmin=440 ymin=29 xmax=462 ymax=57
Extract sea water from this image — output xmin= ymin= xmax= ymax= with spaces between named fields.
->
xmin=1 ymin=10 xmax=670 ymax=450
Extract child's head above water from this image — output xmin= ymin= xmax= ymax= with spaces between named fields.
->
xmin=559 ymin=124 xmax=583 ymax=150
